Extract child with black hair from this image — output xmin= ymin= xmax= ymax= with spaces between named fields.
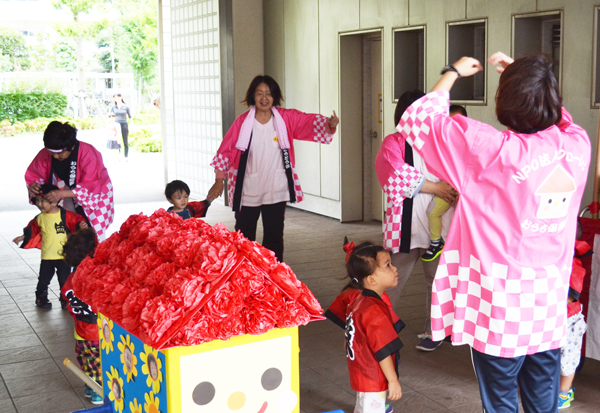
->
xmin=13 ymin=183 xmax=88 ymax=309
xmin=329 ymin=241 xmax=404 ymax=413
xmin=421 ymin=105 xmax=467 ymax=262
xmin=165 ymin=179 xmax=213 ymax=220
xmin=60 ymin=228 xmax=103 ymax=405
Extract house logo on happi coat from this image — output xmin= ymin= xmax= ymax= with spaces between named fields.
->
xmin=535 ymin=165 xmax=577 ymax=219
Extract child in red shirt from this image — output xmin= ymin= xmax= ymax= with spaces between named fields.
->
xmin=331 ymin=241 xmax=404 ymax=412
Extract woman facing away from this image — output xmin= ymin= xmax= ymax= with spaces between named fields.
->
xmin=397 ymin=52 xmax=590 ymax=412
xmin=111 ymin=93 xmax=132 ymax=160
xmin=207 ymin=75 xmax=339 ymax=262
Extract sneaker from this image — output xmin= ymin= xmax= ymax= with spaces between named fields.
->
xmin=568 ymin=387 xmax=575 ymax=402
xmin=35 ymin=297 xmax=52 ymax=309
xmin=415 ymin=334 xmax=443 ymax=351
xmin=385 ymin=404 xmax=393 ymax=413
xmin=91 ymin=392 xmax=103 ymax=405
xmin=421 ymin=241 xmax=444 ymax=262
xmin=558 ymin=392 xmax=571 ymax=409
xmin=85 ymin=385 xmax=93 ymax=398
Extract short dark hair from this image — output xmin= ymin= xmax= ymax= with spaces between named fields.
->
xmin=43 ymin=121 xmax=78 ymax=151
xmin=344 ymin=242 xmax=388 ymax=290
xmin=449 ymin=105 xmax=467 ymax=117
xmin=165 ymin=180 xmax=190 ymax=200
xmin=495 ymin=54 xmax=562 ymax=133
xmin=62 ymin=228 xmax=97 ymax=267
xmin=395 ymin=90 xmax=425 ymax=126
xmin=243 ymin=75 xmax=284 ymax=107
xmin=40 ymin=183 xmax=59 ymax=195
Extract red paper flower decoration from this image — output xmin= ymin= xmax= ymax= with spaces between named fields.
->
xmin=72 ymin=209 xmax=323 ymax=349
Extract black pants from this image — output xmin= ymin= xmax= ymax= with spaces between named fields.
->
xmin=235 ymin=202 xmax=286 ymax=262
xmin=471 ymin=347 xmax=560 ymax=413
xmin=118 ymin=121 xmax=129 ymax=157
xmin=37 ymin=259 xmax=71 ymax=301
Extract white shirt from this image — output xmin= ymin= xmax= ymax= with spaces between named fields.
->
xmin=242 ymin=118 xmax=290 ymax=206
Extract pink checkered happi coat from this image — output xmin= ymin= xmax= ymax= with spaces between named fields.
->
xmin=211 ymin=107 xmax=331 ymax=211
xmin=375 ymin=132 xmax=425 ymax=254
xmin=399 ymin=91 xmax=591 ymax=357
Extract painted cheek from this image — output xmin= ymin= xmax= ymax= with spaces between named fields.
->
xmin=227 ymin=391 xmax=246 ymax=410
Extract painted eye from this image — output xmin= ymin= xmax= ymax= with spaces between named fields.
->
xmin=562 ymin=198 xmax=566 ymax=202
xmin=261 ymin=367 xmax=282 ymax=391
xmin=193 ymin=381 xmax=215 ymax=405
xmin=548 ymin=199 xmax=552 ymax=204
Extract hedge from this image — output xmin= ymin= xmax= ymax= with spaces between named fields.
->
xmin=0 ymin=91 xmax=67 ymax=123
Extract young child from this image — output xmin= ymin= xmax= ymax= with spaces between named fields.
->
xmin=421 ymin=105 xmax=467 ymax=261
xmin=558 ymin=240 xmax=590 ymax=409
xmin=13 ymin=183 xmax=88 ymax=309
xmin=60 ymin=228 xmax=103 ymax=405
xmin=106 ymin=114 xmax=122 ymax=160
xmin=334 ymin=241 xmax=404 ymax=412
xmin=165 ymin=179 xmax=213 ymax=220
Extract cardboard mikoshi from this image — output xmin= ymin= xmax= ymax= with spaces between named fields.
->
xmin=98 ymin=313 xmax=300 ymax=413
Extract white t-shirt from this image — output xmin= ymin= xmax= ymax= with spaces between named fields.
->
xmin=241 ymin=118 xmax=290 ymax=206
xmin=409 ymin=150 xmax=454 ymax=249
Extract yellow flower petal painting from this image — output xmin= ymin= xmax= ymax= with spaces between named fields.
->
xmin=144 ymin=391 xmax=161 ymax=413
xmin=118 ymin=334 xmax=138 ymax=382
xmin=99 ymin=317 xmax=115 ymax=354
xmin=129 ymin=398 xmax=143 ymax=413
xmin=107 ymin=366 xmax=125 ymax=413
xmin=140 ymin=345 xmax=163 ymax=394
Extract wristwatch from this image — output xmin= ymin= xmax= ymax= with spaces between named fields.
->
xmin=441 ymin=65 xmax=461 ymax=78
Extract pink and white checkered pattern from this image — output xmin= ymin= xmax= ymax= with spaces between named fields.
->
xmin=383 ymin=204 xmax=402 ymax=253
xmin=292 ymin=168 xmax=304 ymax=203
xmin=398 ymin=91 xmax=450 ymax=151
xmin=432 ymin=250 xmax=568 ymax=358
xmin=72 ymin=183 xmax=114 ymax=240
xmin=227 ymin=169 xmax=237 ymax=207
xmin=313 ymin=115 xmax=333 ymax=144
xmin=210 ymin=153 xmax=230 ymax=172
xmin=383 ymin=164 xmax=423 ymax=201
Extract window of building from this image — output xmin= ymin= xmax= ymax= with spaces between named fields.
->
xmin=393 ymin=26 xmax=425 ymax=101
xmin=513 ymin=11 xmax=562 ymax=88
xmin=446 ymin=19 xmax=487 ymax=103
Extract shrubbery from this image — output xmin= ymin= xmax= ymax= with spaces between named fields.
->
xmin=129 ymin=127 xmax=161 ymax=152
xmin=1 ymin=116 xmax=103 ymax=137
xmin=0 ymin=92 xmax=68 ymax=123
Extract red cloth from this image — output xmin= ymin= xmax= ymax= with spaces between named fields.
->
xmin=72 ymin=209 xmax=323 ymax=349
xmin=568 ymin=240 xmax=591 ymax=317
xmin=186 ymin=201 xmax=210 ymax=218
xmin=19 ymin=208 xmax=85 ymax=250
xmin=62 ymin=274 xmax=99 ymax=341
xmin=326 ymin=288 xmax=402 ymax=329
xmin=346 ymin=289 xmax=403 ymax=392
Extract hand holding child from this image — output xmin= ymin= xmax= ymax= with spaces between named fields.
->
xmin=28 ymin=182 xmax=42 ymax=197
xmin=435 ymin=181 xmax=459 ymax=206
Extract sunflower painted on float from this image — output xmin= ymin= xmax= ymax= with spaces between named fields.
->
xmin=140 ymin=344 xmax=163 ymax=393
xmin=118 ymin=334 xmax=138 ymax=382
xmin=107 ymin=366 xmax=125 ymax=413
xmin=129 ymin=398 xmax=143 ymax=413
xmin=99 ymin=317 xmax=115 ymax=354
xmin=144 ymin=391 xmax=161 ymax=413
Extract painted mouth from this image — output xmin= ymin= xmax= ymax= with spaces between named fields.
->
xmin=257 ymin=401 xmax=268 ymax=413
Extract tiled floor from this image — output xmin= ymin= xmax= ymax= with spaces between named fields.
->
xmin=2 ymin=204 xmax=600 ymax=413
xmin=1 ymin=133 xmax=599 ymax=412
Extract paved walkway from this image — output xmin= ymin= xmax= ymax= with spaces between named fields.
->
xmin=1 ymin=133 xmax=599 ymax=412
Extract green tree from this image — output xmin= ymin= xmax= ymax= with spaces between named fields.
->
xmin=53 ymin=0 xmax=108 ymax=115
xmin=28 ymin=33 xmax=77 ymax=72
xmin=0 ymin=26 xmax=30 ymax=71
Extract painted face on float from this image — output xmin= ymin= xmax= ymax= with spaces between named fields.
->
xmin=180 ymin=337 xmax=297 ymax=412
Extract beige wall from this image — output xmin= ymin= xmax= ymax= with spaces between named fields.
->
xmin=264 ymin=0 xmax=600 ymax=219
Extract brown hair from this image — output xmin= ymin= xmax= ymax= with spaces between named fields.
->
xmin=61 ymin=228 xmax=97 ymax=267
xmin=243 ymin=75 xmax=283 ymax=107
xmin=343 ymin=242 xmax=388 ymax=290
xmin=495 ymin=54 xmax=561 ymax=133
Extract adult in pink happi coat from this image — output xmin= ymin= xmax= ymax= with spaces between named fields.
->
xmin=208 ymin=75 xmax=339 ymax=262
xmin=26 ymin=121 xmax=114 ymax=240
xmin=398 ymin=53 xmax=591 ymax=412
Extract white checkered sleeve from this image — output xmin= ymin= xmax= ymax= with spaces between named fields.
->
xmin=210 ymin=153 xmax=230 ymax=172
xmin=313 ymin=115 xmax=333 ymax=144
xmin=398 ymin=91 xmax=449 ymax=151
xmin=383 ymin=204 xmax=402 ymax=253
xmin=382 ymin=165 xmax=424 ymax=205
xmin=73 ymin=183 xmax=114 ymax=239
